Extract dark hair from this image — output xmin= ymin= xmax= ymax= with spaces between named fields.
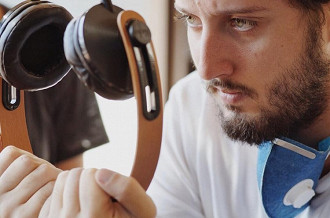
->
xmin=288 ymin=0 xmax=329 ymax=27
xmin=289 ymin=0 xmax=328 ymax=14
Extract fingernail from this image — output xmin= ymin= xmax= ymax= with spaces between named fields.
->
xmin=95 ymin=168 xmax=114 ymax=184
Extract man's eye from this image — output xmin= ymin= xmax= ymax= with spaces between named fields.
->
xmin=231 ymin=18 xmax=257 ymax=31
xmin=175 ymin=12 xmax=201 ymax=28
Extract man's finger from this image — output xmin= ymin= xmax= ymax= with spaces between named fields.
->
xmin=11 ymin=163 xmax=60 ymax=203
xmin=0 ymin=146 xmax=33 ymax=176
xmin=49 ymin=171 xmax=69 ymax=212
xmin=0 ymin=154 xmax=40 ymax=194
xmin=95 ymin=168 xmax=157 ymax=218
xmin=39 ymin=195 xmax=52 ymax=218
xmin=63 ymin=168 xmax=82 ymax=213
xmin=79 ymin=168 xmax=111 ymax=214
xmin=22 ymin=180 xmax=55 ymax=218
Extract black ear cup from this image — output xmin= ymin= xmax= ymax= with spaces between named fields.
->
xmin=0 ymin=0 xmax=73 ymax=91
xmin=64 ymin=4 xmax=133 ymax=100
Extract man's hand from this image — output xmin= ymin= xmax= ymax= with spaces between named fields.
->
xmin=41 ymin=168 xmax=156 ymax=218
xmin=0 ymin=146 xmax=61 ymax=218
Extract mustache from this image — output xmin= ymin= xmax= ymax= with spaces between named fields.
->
xmin=206 ymin=78 xmax=257 ymax=99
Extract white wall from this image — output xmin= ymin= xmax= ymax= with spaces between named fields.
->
xmin=0 ymin=0 xmax=169 ymax=175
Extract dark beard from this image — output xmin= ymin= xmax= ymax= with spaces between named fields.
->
xmin=207 ymin=22 xmax=329 ymax=145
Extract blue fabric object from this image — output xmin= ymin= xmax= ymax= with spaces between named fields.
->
xmin=257 ymin=137 xmax=330 ymax=218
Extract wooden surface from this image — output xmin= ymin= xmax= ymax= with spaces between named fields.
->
xmin=0 ymin=78 xmax=32 ymax=153
xmin=118 ymin=10 xmax=163 ymax=190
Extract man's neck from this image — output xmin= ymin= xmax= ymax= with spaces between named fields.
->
xmin=292 ymin=108 xmax=330 ymax=176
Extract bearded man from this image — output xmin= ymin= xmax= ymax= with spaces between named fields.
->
xmin=1 ymin=0 xmax=330 ymax=217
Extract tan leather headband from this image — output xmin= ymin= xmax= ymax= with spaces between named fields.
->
xmin=117 ymin=10 xmax=163 ymax=190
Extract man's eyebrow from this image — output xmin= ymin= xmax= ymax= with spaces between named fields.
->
xmin=174 ymin=3 xmax=188 ymax=14
xmin=219 ymin=6 xmax=269 ymax=15
xmin=174 ymin=3 xmax=268 ymax=15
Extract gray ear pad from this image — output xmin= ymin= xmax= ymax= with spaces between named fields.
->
xmin=63 ymin=4 xmax=133 ymax=100
xmin=63 ymin=19 xmax=81 ymax=68
xmin=0 ymin=1 xmax=73 ymax=91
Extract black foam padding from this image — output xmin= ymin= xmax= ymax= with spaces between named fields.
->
xmin=0 ymin=3 xmax=73 ymax=90
xmin=64 ymin=4 xmax=133 ymax=100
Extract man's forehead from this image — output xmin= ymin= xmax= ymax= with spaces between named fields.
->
xmin=174 ymin=0 xmax=285 ymax=14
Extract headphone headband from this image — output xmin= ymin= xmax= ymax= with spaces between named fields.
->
xmin=117 ymin=10 xmax=163 ymax=190
xmin=101 ymin=0 xmax=114 ymax=11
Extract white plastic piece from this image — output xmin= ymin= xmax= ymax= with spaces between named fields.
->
xmin=10 ymin=86 xmax=17 ymax=105
xmin=283 ymin=179 xmax=315 ymax=208
xmin=145 ymin=85 xmax=151 ymax=112
xmin=273 ymin=138 xmax=316 ymax=159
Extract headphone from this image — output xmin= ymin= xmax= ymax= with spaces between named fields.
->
xmin=0 ymin=0 xmax=163 ymax=190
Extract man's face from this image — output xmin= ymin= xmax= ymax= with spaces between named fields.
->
xmin=174 ymin=0 xmax=329 ymax=144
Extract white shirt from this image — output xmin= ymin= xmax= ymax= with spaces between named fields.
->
xmin=147 ymin=72 xmax=330 ymax=218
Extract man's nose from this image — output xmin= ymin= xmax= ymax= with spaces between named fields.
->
xmin=197 ymin=30 xmax=234 ymax=81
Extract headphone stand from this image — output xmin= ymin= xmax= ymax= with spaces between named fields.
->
xmin=0 ymin=78 xmax=32 ymax=152
xmin=118 ymin=10 xmax=163 ymax=190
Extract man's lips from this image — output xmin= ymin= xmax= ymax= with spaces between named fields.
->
xmin=206 ymin=78 xmax=257 ymax=106
xmin=218 ymin=88 xmax=245 ymax=105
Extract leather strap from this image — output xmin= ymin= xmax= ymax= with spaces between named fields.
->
xmin=0 ymin=78 xmax=32 ymax=152
xmin=118 ymin=10 xmax=163 ymax=190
